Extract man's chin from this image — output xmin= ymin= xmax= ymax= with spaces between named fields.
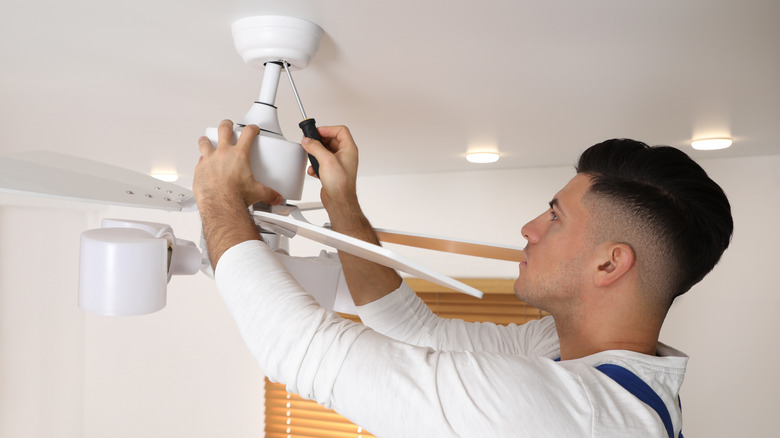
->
xmin=513 ymin=280 xmax=531 ymax=303
xmin=513 ymin=278 xmax=523 ymax=298
xmin=513 ymin=281 xmax=547 ymax=311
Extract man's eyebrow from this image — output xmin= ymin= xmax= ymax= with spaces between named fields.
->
xmin=549 ymin=198 xmax=566 ymax=216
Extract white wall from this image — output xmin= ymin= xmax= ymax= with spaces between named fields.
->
xmin=660 ymin=155 xmax=780 ymax=437
xmin=1 ymin=153 xmax=777 ymax=437
xmin=80 ymin=206 xmax=264 ymax=438
xmin=0 ymin=202 xmax=92 ymax=438
xmin=0 ymin=197 xmax=264 ymax=438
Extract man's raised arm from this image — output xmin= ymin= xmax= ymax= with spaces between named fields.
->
xmin=194 ymin=120 xmax=283 ymax=268
xmin=301 ymin=126 xmax=402 ymax=305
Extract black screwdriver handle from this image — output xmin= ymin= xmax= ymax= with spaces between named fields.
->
xmin=299 ymin=118 xmax=325 ymax=177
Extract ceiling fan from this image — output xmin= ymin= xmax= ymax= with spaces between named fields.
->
xmin=0 ymin=15 xmax=525 ymax=316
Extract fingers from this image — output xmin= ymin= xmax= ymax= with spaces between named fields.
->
xmin=316 ymin=125 xmax=354 ymax=154
xmin=300 ymin=135 xmax=330 ymax=157
xmin=207 ymin=120 xmax=259 ymax=163
xmin=301 ymin=135 xmax=342 ymax=181
xmin=217 ymin=120 xmax=234 ymax=147
xmin=301 ymin=125 xmax=357 ymax=165
xmin=236 ymin=124 xmax=260 ymax=152
xmin=201 ymin=120 xmax=282 ymax=206
xmin=249 ymin=181 xmax=283 ymax=206
xmin=300 ymin=137 xmax=325 ymax=179
xmin=198 ymin=136 xmax=214 ymax=156
xmin=216 ymin=120 xmax=260 ymax=151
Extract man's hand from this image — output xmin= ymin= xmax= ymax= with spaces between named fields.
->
xmin=300 ymin=125 xmax=359 ymax=211
xmin=300 ymin=125 xmax=370 ymax=237
xmin=301 ymin=125 xmax=402 ymax=304
xmin=194 ymin=120 xmax=283 ymax=207
xmin=194 ymin=120 xmax=282 ymax=268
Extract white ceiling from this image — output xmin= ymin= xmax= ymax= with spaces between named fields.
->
xmin=2 ymin=0 xmax=779 ymax=184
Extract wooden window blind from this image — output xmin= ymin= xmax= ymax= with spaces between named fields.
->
xmin=264 ymin=278 xmax=549 ymax=438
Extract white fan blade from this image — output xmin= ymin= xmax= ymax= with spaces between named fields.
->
xmin=253 ymin=211 xmax=484 ymax=299
xmin=375 ymin=229 xmax=526 ymax=262
xmin=0 ymin=151 xmax=196 ymax=211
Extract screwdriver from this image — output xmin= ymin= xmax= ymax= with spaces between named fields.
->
xmin=282 ymin=61 xmax=328 ymax=177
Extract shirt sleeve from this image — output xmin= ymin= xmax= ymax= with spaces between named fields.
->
xmin=217 ymin=240 xmax=380 ymax=404
xmin=214 ymin=240 xmax=589 ymax=437
xmin=357 ymin=280 xmax=561 ymax=357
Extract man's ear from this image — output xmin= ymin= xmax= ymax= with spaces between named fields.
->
xmin=593 ymin=243 xmax=635 ymax=287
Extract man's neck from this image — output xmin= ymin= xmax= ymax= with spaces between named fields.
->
xmin=553 ymin=312 xmax=661 ymax=361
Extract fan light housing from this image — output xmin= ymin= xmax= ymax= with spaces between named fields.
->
xmin=78 ymin=219 xmax=201 ymax=316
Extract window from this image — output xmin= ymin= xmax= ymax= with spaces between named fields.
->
xmin=264 ymin=278 xmax=549 ymax=438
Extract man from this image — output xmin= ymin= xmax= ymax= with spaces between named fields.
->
xmin=194 ymin=120 xmax=732 ymax=437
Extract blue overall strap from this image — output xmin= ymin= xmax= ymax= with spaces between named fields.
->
xmin=596 ymin=364 xmax=676 ymax=438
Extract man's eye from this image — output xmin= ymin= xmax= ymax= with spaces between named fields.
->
xmin=549 ymin=210 xmax=559 ymax=221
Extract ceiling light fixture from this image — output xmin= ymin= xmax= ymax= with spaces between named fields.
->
xmin=466 ymin=152 xmax=500 ymax=164
xmin=691 ymin=138 xmax=732 ymax=151
xmin=151 ymin=172 xmax=179 ymax=182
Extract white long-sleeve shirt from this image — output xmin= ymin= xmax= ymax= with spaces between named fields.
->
xmin=216 ymin=240 xmax=687 ymax=437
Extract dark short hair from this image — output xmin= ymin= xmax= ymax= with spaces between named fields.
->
xmin=576 ymin=139 xmax=733 ymax=300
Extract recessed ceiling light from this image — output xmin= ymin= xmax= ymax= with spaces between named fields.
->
xmin=691 ymin=138 xmax=732 ymax=151
xmin=466 ymin=152 xmax=500 ymax=164
xmin=151 ymin=172 xmax=179 ymax=182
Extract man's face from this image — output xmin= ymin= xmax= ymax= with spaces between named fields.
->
xmin=513 ymin=173 xmax=594 ymax=312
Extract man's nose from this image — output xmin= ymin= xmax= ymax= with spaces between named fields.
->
xmin=521 ymin=212 xmax=549 ymax=244
xmin=521 ymin=220 xmax=538 ymax=244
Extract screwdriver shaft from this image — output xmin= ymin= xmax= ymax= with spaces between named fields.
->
xmin=280 ymin=60 xmax=327 ymax=177
xmin=282 ymin=61 xmax=307 ymax=120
